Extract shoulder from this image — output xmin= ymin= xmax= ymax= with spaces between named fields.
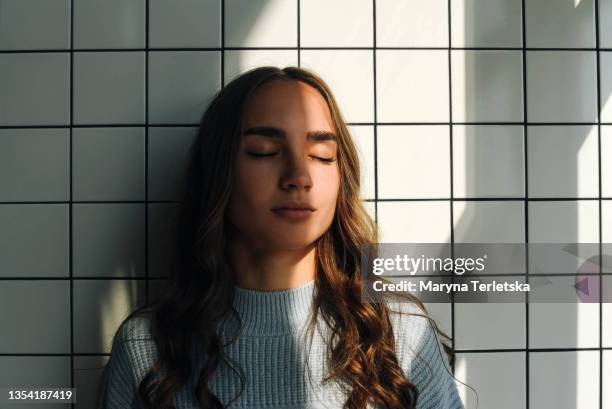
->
xmin=385 ymin=300 xmax=465 ymax=409
xmin=110 ymin=314 xmax=158 ymax=378
xmin=114 ymin=314 xmax=155 ymax=345
xmin=385 ymin=300 xmax=439 ymax=373
xmin=96 ymin=315 xmax=158 ymax=409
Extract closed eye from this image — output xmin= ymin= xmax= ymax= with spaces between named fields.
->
xmin=247 ymin=152 xmax=277 ymax=157
xmin=313 ymin=156 xmax=336 ymax=163
xmin=247 ymin=152 xmax=336 ymax=163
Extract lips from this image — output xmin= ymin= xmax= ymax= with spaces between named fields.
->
xmin=271 ymin=202 xmax=316 ymax=211
xmin=271 ymin=208 xmax=314 ymax=219
xmin=271 ymin=202 xmax=316 ymax=220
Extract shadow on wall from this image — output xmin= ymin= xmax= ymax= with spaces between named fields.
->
xmin=452 ymin=1 xmax=607 ymax=409
xmin=90 ymin=1 xmax=280 ymax=409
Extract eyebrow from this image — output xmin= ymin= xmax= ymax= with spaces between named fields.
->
xmin=242 ymin=126 xmax=337 ymax=142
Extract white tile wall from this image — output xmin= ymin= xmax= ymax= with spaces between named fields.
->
xmin=530 ymin=351 xmax=600 ymax=409
xmin=377 ymin=125 xmax=450 ymax=199
xmin=455 ymin=352 xmax=526 ymax=409
xmin=301 ymin=0 xmax=372 ymax=47
xmin=300 ymin=50 xmax=374 ymax=123
xmin=376 ymin=0 xmax=448 ymax=47
xmin=526 ymin=51 xmax=598 ymax=123
xmin=452 ymin=125 xmax=525 ymax=198
xmin=450 ymin=0 xmax=523 ymax=48
xmin=527 ymin=125 xmax=599 ymax=198
xmin=376 ymin=50 xmax=450 ymax=122
xmin=1 ymin=1 xmax=610 ymax=408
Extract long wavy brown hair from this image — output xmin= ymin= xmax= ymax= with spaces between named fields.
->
xmin=109 ymin=66 xmax=460 ymax=409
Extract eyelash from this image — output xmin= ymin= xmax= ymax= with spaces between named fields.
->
xmin=247 ymin=152 xmax=336 ymax=163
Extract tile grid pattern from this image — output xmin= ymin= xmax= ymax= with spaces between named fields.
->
xmin=595 ymin=1 xmax=603 ymax=408
xmin=0 ymin=1 xmax=610 ymax=408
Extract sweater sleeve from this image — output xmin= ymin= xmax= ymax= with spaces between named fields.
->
xmin=389 ymin=302 xmax=465 ymax=409
xmin=96 ymin=317 xmax=157 ymax=409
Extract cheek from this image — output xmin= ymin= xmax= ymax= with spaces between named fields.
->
xmin=232 ymin=161 xmax=276 ymax=208
xmin=315 ymin=166 xmax=341 ymax=211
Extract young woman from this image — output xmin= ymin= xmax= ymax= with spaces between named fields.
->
xmin=97 ymin=66 xmax=466 ymax=409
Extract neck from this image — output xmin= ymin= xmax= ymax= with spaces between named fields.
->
xmin=220 ymin=278 xmax=317 ymax=336
xmin=229 ymin=236 xmax=317 ymax=291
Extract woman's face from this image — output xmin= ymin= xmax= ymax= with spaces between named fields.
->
xmin=227 ymin=79 xmax=341 ymax=252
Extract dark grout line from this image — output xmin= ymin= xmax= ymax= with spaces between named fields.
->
xmin=144 ymin=0 xmax=149 ymax=309
xmin=2 ymin=46 xmax=611 ymax=53
xmin=521 ymin=0 xmax=530 ymax=407
xmin=2 ymin=122 xmax=611 ymax=129
xmin=595 ymin=1 xmax=603 ymax=408
xmin=2 ymin=197 xmax=612 ymax=206
xmin=373 ymin=1 xmax=378 ymax=225
xmin=447 ymin=0 xmax=456 ymax=370
xmin=69 ymin=0 xmax=74 ymax=406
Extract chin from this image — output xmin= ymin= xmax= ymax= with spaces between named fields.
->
xmin=269 ymin=235 xmax=319 ymax=251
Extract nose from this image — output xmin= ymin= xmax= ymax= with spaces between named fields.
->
xmin=279 ymin=154 xmax=313 ymax=191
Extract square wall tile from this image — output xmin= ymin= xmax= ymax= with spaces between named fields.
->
xmin=528 ymin=200 xmax=599 ymax=242
xmin=0 ymin=53 xmax=69 ymax=126
xmin=422 ymin=302 xmax=452 ymax=337
xmin=224 ymin=0 xmax=297 ymax=47
xmin=525 ymin=0 xmax=595 ymax=48
xmin=601 ymin=0 xmax=612 ymax=48
xmin=453 ymin=201 xmax=525 ymax=242
xmin=376 ymin=50 xmax=449 ymax=123
xmin=300 ymin=50 xmax=374 ymax=123
xmin=450 ymin=0 xmax=522 ymax=48
xmin=526 ymin=51 xmax=597 ymax=123
xmin=224 ymin=50 xmax=298 ymax=85
xmin=451 ymin=50 xmax=523 ymax=122
xmin=529 ymin=300 xmax=599 ymax=348
xmin=149 ymin=0 xmax=221 ymax=48
xmin=73 ymin=52 xmax=145 ymax=125
xmin=527 ymin=125 xmax=599 ymax=198
xmin=455 ymin=352 xmax=526 ymax=409
xmin=0 ymin=0 xmax=70 ymax=50
xmin=377 ymin=0 xmax=448 ymax=47
xmin=377 ymin=201 xmax=451 ymax=243
xmin=348 ymin=125 xmax=375 ymax=201
xmin=605 ymin=200 xmax=612 ymax=243
xmin=600 ymin=52 xmax=612 ymax=122
xmin=604 ymin=275 xmax=612 ymax=346
xmin=0 ymin=129 xmax=69 ymax=202
xmin=0 ymin=356 xmax=71 ymax=391
xmin=301 ymin=0 xmax=372 ymax=47
xmin=0 ymin=280 xmax=70 ymax=353
xmin=73 ymin=204 xmax=145 ymax=278
xmin=148 ymin=127 xmax=198 ymax=201
xmin=377 ymin=125 xmax=450 ymax=199
xmin=149 ymin=204 xmax=179 ymax=278
xmin=452 ymin=125 xmax=524 ymax=198
xmin=0 ymin=204 xmax=69 ymax=277
xmin=455 ymin=303 xmax=525 ymax=350
xmin=605 ymin=350 xmax=612 ymax=408
xmin=73 ymin=128 xmax=145 ymax=201
xmin=454 ymin=202 xmax=527 ymax=277
xmin=73 ymin=279 xmax=146 ymax=354
xmin=530 ymin=351 xmax=599 ymax=409
xmin=74 ymin=355 xmax=108 ymax=409
xmin=148 ymin=51 xmax=221 ymax=124
xmin=74 ymin=0 xmax=145 ymax=49
xmin=606 ymin=127 xmax=612 ymax=197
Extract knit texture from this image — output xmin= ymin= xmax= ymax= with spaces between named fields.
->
xmin=97 ymin=279 xmax=465 ymax=409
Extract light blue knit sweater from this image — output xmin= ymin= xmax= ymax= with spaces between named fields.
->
xmin=97 ymin=279 xmax=465 ymax=409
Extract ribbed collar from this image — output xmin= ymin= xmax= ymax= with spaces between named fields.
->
xmin=228 ymin=279 xmax=316 ymax=336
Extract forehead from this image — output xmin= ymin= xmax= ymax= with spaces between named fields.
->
xmin=241 ymin=79 xmax=335 ymax=130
